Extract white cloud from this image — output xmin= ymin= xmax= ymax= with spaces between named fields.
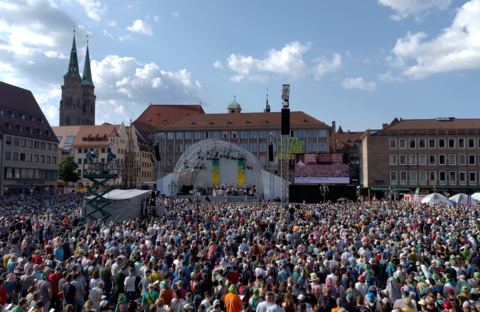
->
xmin=342 ymin=77 xmax=377 ymax=91
xmin=226 ymin=41 xmax=310 ymax=82
xmin=171 ymin=12 xmax=180 ymax=19
xmin=390 ymin=0 xmax=480 ymax=78
xmin=91 ymin=55 xmax=202 ymax=124
xmin=312 ymin=53 xmax=342 ymax=79
xmin=213 ymin=60 xmax=223 ymax=69
xmin=378 ymin=71 xmax=403 ymax=83
xmin=378 ymin=0 xmax=451 ymax=20
xmin=126 ymin=19 xmax=153 ymax=36
xmin=73 ymin=0 xmax=104 ymax=21
xmin=153 ymin=15 xmax=160 ymax=22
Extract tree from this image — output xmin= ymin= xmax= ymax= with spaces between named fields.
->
xmin=59 ymin=156 xmax=80 ymax=185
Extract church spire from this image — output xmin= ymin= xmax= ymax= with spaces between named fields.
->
xmin=264 ymin=93 xmax=271 ymax=113
xmin=81 ymin=38 xmax=94 ymax=87
xmin=65 ymin=29 xmax=80 ymax=79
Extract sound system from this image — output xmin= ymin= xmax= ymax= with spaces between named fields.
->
xmin=281 ymin=108 xmax=290 ymax=135
xmin=268 ymin=143 xmax=274 ymax=161
xmin=154 ymin=144 xmax=161 ymax=161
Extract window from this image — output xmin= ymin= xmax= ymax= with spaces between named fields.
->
xmin=408 ymin=154 xmax=417 ymax=165
xmin=458 ymin=154 xmax=466 ymax=165
xmin=438 ymin=138 xmax=446 ymax=148
xmin=399 ymin=138 xmax=406 ymax=149
xmin=176 ymin=144 xmax=183 ymax=153
xmin=249 ymin=143 xmax=257 ymax=152
xmin=459 ymin=171 xmax=466 ymax=185
xmin=428 ymin=138 xmax=436 ymax=148
xmin=389 ymin=155 xmax=397 ymax=165
xmin=458 ymin=138 xmax=465 ymax=148
xmin=185 ymin=132 xmax=193 ymax=140
xmin=429 ymin=171 xmax=437 ymax=185
xmin=409 ymin=171 xmax=417 ymax=185
xmin=419 ymin=139 xmax=426 ymax=149
xmin=249 ymin=131 xmax=257 ymax=139
xmin=449 ymin=171 xmax=457 ymax=185
xmin=5 ymin=136 xmax=11 ymax=145
xmin=212 ymin=132 xmax=221 ymax=139
xmin=5 ymin=152 xmax=11 ymax=161
xmin=12 ymin=152 xmax=18 ymax=161
xmin=240 ymin=131 xmax=248 ymax=139
xmin=222 ymin=132 xmax=229 ymax=140
xmin=319 ymin=142 xmax=328 ymax=152
xmin=468 ymin=138 xmax=475 ymax=149
xmin=448 ymin=138 xmax=455 ymax=149
xmin=309 ymin=129 xmax=317 ymax=138
xmin=259 ymin=143 xmax=267 ymax=152
xmin=308 ymin=142 xmax=317 ymax=153
xmin=469 ymin=154 xmax=476 ymax=165
xmin=194 ymin=132 xmax=203 ymax=140
xmin=409 ymin=138 xmax=416 ymax=149
xmin=78 ymin=158 xmax=82 ymax=165
xmin=318 ymin=129 xmax=327 ymax=137
xmin=390 ymin=171 xmax=398 ymax=184
xmin=65 ymin=135 xmax=75 ymax=145
xmin=20 ymin=153 xmax=25 ymax=162
xmin=176 ymin=132 xmax=183 ymax=140
xmin=439 ymin=155 xmax=446 ymax=165
xmin=399 ymin=155 xmax=407 ymax=165
xmin=400 ymin=171 xmax=407 ymax=185
xmin=167 ymin=132 xmax=174 ymax=140
xmin=419 ymin=154 xmax=427 ymax=165
xmin=297 ymin=130 xmax=306 ymax=139
xmin=469 ymin=171 xmax=477 ymax=185
xmin=389 ymin=138 xmax=397 ymax=149
xmin=448 ymin=154 xmax=456 ymax=165
xmin=419 ymin=171 xmax=427 ymax=185
xmin=439 ymin=171 xmax=447 ymax=184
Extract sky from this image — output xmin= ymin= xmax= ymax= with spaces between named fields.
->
xmin=0 ymin=0 xmax=479 ymax=131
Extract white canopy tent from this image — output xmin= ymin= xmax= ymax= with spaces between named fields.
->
xmin=421 ymin=193 xmax=452 ymax=206
xmin=472 ymin=192 xmax=480 ymax=202
xmin=85 ymin=189 xmax=151 ymax=221
xmin=449 ymin=193 xmax=477 ymax=206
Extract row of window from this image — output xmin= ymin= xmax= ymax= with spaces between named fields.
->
xmin=390 ymin=137 xmax=480 ymax=150
xmin=0 ymin=109 xmax=44 ymax=123
xmin=5 ymin=152 xmax=56 ymax=164
xmin=4 ymin=168 xmax=57 ymax=180
xmin=5 ymin=136 xmax=57 ymax=150
xmin=160 ymin=129 xmax=329 ymax=141
xmin=390 ymin=154 xmax=480 ymax=166
xmin=166 ymin=142 xmax=329 ymax=154
xmin=3 ymin=123 xmax=52 ymax=137
xmin=390 ymin=170 xmax=480 ymax=186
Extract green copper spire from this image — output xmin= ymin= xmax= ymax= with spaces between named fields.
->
xmin=65 ymin=31 xmax=81 ymax=79
xmin=81 ymin=43 xmax=94 ymax=87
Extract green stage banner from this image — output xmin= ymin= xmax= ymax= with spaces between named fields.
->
xmin=212 ymin=158 xmax=220 ymax=185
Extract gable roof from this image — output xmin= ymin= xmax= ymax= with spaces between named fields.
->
xmin=0 ymin=81 xmax=58 ymax=142
xmin=71 ymin=123 xmax=122 ymax=147
xmin=133 ymin=104 xmax=205 ymax=138
xmin=385 ymin=118 xmax=480 ymax=130
xmin=160 ymin=111 xmax=330 ymax=130
xmin=52 ymin=126 xmax=82 ymax=148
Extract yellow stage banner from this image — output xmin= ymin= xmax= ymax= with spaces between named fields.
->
xmin=212 ymin=158 xmax=220 ymax=185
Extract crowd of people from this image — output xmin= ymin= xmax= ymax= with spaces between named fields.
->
xmin=0 ymin=192 xmax=480 ymax=312
xmin=295 ymin=164 xmax=349 ymax=178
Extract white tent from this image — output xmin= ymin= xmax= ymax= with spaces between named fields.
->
xmin=85 ymin=189 xmax=151 ymax=221
xmin=449 ymin=193 xmax=477 ymax=206
xmin=421 ymin=193 xmax=452 ymax=205
xmin=472 ymin=192 xmax=480 ymax=202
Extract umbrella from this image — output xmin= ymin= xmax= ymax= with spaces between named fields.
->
xmin=449 ymin=193 xmax=477 ymax=206
xmin=421 ymin=193 xmax=452 ymax=206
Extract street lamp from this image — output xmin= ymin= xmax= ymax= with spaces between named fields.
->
xmin=319 ymin=184 xmax=329 ymax=203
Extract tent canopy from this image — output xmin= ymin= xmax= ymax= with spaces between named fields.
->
xmin=449 ymin=193 xmax=477 ymax=206
xmin=421 ymin=193 xmax=452 ymax=206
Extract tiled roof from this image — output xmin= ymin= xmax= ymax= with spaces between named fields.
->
xmin=0 ymin=81 xmax=58 ymax=142
xmin=52 ymin=126 xmax=82 ymax=148
xmin=160 ymin=111 xmax=330 ymax=130
xmin=70 ymin=124 xmax=121 ymax=147
xmin=335 ymin=131 xmax=363 ymax=150
xmin=133 ymin=104 xmax=205 ymax=137
xmin=386 ymin=118 xmax=480 ymax=130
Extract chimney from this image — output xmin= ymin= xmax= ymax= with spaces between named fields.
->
xmin=331 ymin=121 xmax=337 ymax=152
xmin=382 ymin=123 xmax=389 ymax=130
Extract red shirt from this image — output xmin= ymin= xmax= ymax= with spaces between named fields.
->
xmin=0 ymin=286 xmax=6 ymax=305
xmin=31 ymin=254 xmax=42 ymax=265
xmin=48 ymin=272 xmax=62 ymax=295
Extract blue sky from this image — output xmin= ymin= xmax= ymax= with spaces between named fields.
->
xmin=0 ymin=0 xmax=479 ymax=131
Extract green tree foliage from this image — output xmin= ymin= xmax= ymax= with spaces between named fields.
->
xmin=58 ymin=156 xmax=79 ymax=184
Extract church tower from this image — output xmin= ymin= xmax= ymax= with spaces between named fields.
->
xmin=59 ymin=32 xmax=96 ymax=126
